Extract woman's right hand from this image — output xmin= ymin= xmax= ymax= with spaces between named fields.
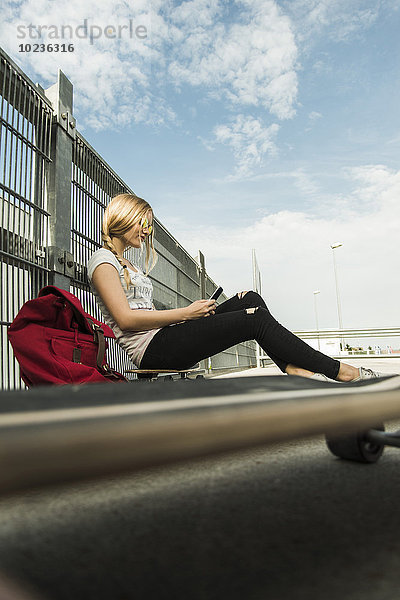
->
xmin=184 ymin=299 xmax=216 ymax=320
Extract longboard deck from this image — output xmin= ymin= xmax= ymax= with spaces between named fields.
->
xmin=125 ymin=369 xmax=201 ymax=374
xmin=125 ymin=368 xmax=205 ymax=379
xmin=0 ymin=374 xmax=399 ymax=494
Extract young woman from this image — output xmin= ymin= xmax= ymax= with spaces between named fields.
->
xmin=88 ymin=193 xmax=387 ymax=382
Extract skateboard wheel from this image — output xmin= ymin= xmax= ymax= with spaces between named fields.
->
xmin=325 ymin=425 xmax=385 ymax=463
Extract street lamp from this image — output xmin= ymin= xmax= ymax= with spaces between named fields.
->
xmin=330 ymin=242 xmax=344 ymax=352
xmin=313 ymin=290 xmax=321 ymax=350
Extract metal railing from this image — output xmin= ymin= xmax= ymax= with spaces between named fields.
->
xmin=256 ymin=327 xmax=400 ymax=366
xmin=0 ymin=48 xmax=256 ymax=390
xmin=294 ymin=327 xmax=400 ymax=340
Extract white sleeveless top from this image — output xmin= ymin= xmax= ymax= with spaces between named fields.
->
xmin=87 ymin=248 xmax=160 ymax=367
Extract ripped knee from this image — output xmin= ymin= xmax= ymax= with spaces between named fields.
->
xmin=238 ymin=290 xmax=249 ymax=299
xmin=245 ymin=307 xmax=259 ymax=314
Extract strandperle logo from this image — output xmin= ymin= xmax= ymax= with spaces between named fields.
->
xmin=16 ymin=19 xmax=148 ymax=45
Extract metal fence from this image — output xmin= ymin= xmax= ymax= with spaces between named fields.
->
xmin=0 ymin=48 xmax=256 ymax=390
xmin=0 ymin=50 xmax=52 ymax=390
xmin=70 ymin=132 xmax=135 ymax=376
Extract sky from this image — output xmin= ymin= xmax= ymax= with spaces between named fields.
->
xmin=2 ymin=0 xmax=400 ymax=339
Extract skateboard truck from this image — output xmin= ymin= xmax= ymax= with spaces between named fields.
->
xmin=326 ymin=426 xmax=400 ymax=463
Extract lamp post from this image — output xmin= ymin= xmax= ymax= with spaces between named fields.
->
xmin=313 ymin=290 xmax=321 ymax=350
xmin=330 ymin=242 xmax=344 ymax=352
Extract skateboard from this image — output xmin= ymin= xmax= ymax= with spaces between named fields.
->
xmin=0 ymin=374 xmax=399 ymax=494
xmin=125 ymin=368 xmax=205 ymax=380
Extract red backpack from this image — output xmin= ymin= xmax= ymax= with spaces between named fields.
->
xmin=8 ymin=286 xmax=127 ymax=387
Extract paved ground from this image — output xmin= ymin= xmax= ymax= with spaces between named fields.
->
xmin=0 ymin=427 xmax=399 ymax=599
xmin=0 ymin=358 xmax=399 ymax=600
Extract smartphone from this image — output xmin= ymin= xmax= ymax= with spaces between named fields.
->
xmin=210 ymin=286 xmax=223 ymax=301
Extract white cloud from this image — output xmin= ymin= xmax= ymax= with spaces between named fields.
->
xmin=347 ymin=165 xmax=400 ymax=210
xmin=308 ymin=111 xmax=322 ymax=120
xmin=168 ymin=0 xmax=299 ymax=119
xmin=283 ymin=0 xmax=389 ymax=44
xmin=291 ymin=168 xmax=321 ymax=197
xmin=3 ymin=0 xmax=299 ymax=132
xmin=212 ymin=116 xmax=279 ymax=179
xmin=173 ymin=164 xmax=400 ymax=330
xmin=1 ymin=0 xmax=303 ymax=179
xmin=2 ymin=0 xmax=174 ymax=130
xmin=169 ymin=0 xmax=223 ymax=28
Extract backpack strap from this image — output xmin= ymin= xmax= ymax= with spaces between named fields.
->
xmin=87 ymin=318 xmax=106 ymax=370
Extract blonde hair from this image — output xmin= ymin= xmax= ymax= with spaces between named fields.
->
xmin=102 ymin=193 xmax=157 ymax=289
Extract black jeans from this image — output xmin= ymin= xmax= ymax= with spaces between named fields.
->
xmin=140 ymin=291 xmax=340 ymax=379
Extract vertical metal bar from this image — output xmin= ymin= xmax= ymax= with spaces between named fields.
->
xmin=34 ymin=96 xmax=43 ymax=215
xmin=76 ymin=137 xmax=81 ymax=274
xmin=0 ymin=62 xmax=8 ymax=389
xmin=44 ymin=108 xmax=50 ymax=273
xmin=7 ymin=67 xmax=16 ymax=199
xmin=10 ymin=75 xmax=18 ymax=197
xmin=22 ymin=87 xmax=30 ymax=205
xmin=27 ymin=89 xmax=36 ymax=263
xmin=0 ymin=55 xmax=5 ymax=147
xmin=0 ymin=59 xmax=7 ymax=256
xmin=37 ymin=107 xmax=47 ymax=281
xmin=17 ymin=81 xmax=25 ymax=203
xmin=3 ymin=64 xmax=11 ymax=256
xmin=80 ymin=141 xmax=86 ymax=286
xmin=71 ymin=140 xmax=75 ymax=290
xmin=72 ymin=138 xmax=77 ymax=284
xmin=80 ymin=143 xmax=87 ymax=276
xmin=27 ymin=91 xmax=37 ymax=292
xmin=17 ymin=79 xmax=25 ymax=335
xmin=15 ymin=75 xmax=26 ymax=322
xmin=79 ymin=141 xmax=83 ymax=279
xmin=41 ymin=108 xmax=49 ymax=260
xmin=73 ymin=138 xmax=77 ymax=284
